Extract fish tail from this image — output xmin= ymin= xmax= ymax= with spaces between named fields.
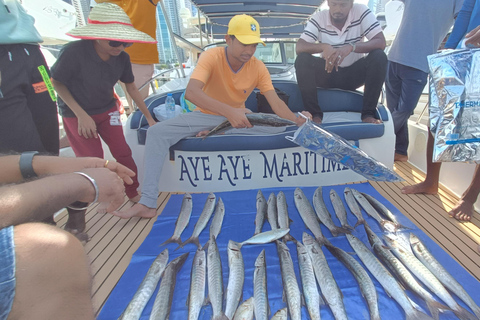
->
xmin=395 ymin=223 xmax=411 ymax=231
xmin=175 ymin=237 xmax=193 ymax=251
xmin=212 ymin=312 xmax=229 ymax=320
xmin=333 ymin=226 xmax=352 ymax=236
xmin=283 ymin=233 xmax=297 ymax=244
xmin=380 ymin=220 xmax=397 ymax=233
xmin=425 ymin=299 xmax=451 ymax=320
xmin=406 ymin=310 xmax=434 ymax=320
xmin=343 ymin=223 xmax=355 ymax=230
xmin=159 ymin=236 xmax=181 ymax=247
xmin=193 ymin=237 xmax=201 ymax=249
xmin=453 ymin=306 xmax=478 ymax=320
xmin=353 ymin=219 xmax=365 ymax=229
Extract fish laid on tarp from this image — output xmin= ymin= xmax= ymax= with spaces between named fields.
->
xmin=276 ymin=191 xmax=295 ymax=242
xmin=313 ymin=187 xmax=351 ymax=237
xmin=362 ymin=193 xmax=408 ymax=230
xmin=303 ymin=232 xmax=348 ymax=320
xmin=344 ymin=187 xmax=365 ymax=228
xmin=187 ymin=249 xmax=206 ymax=320
xmin=253 ymin=250 xmax=270 ymax=320
xmin=178 ymin=193 xmax=216 ymax=250
xmin=206 ymin=235 xmax=227 ymax=320
xmin=275 ymin=241 xmax=302 ymax=320
xmin=225 ymin=241 xmax=245 ymax=320
xmin=346 ymin=234 xmax=433 ymax=320
xmin=209 ymin=197 xmax=225 ymax=239
xmin=119 ymin=249 xmax=169 ymax=320
xmin=160 ymin=194 xmax=193 ymax=246
xmin=267 ymin=192 xmax=279 ymax=230
xmin=233 ymin=297 xmax=254 ymax=320
xmin=364 ymin=225 xmax=448 ymax=320
xmin=325 ymin=242 xmax=380 ymax=320
xmin=149 ymin=252 xmax=189 ymax=320
xmin=236 ymin=228 xmax=290 ymax=248
xmin=255 ymin=190 xmax=267 ymax=235
xmin=270 ymin=308 xmax=288 ymax=320
xmin=409 ymin=233 xmax=480 ymax=319
xmin=289 ymin=120 xmax=404 ymax=182
xmin=294 ymin=188 xmax=327 ymax=244
xmin=384 ymin=235 xmax=475 ymax=320
xmin=351 ymin=188 xmax=397 ymax=232
xmin=205 ymin=113 xmax=296 ymax=138
xmin=296 ymin=241 xmax=322 ymax=320
xmin=330 ymin=189 xmax=355 ymax=231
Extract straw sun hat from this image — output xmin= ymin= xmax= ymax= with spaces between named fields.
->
xmin=67 ymin=3 xmax=156 ymax=43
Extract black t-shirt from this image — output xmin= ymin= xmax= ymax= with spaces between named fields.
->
xmin=51 ymin=40 xmax=134 ymax=118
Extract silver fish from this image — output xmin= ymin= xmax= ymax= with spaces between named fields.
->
xmin=188 ymin=249 xmax=206 ymax=320
xmin=410 ymin=233 xmax=480 ymax=319
xmin=267 ymin=192 xmax=279 ymax=230
xmin=225 ymin=241 xmax=245 ymax=320
xmin=210 ymin=197 xmax=225 ymax=239
xmin=296 ymin=241 xmax=321 ymax=320
xmin=179 ymin=192 xmax=216 ymax=249
xmin=330 ymin=189 xmax=354 ymax=230
xmin=238 ymin=228 xmax=290 ymax=248
xmin=233 ymin=297 xmax=254 ymax=320
xmin=346 ymin=234 xmax=433 ymax=320
xmin=294 ymin=188 xmax=326 ymax=244
xmin=253 ymin=250 xmax=269 ymax=320
xmin=276 ymin=241 xmax=302 ymax=320
xmin=362 ymin=193 xmax=408 ymax=230
xmin=313 ymin=187 xmax=351 ymax=236
xmin=351 ymin=188 xmax=397 ymax=232
xmin=276 ymin=191 xmax=295 ymax=242
xmin=344 ymin=187 xmax=365 ymax=228
xmin=160 ymin=194 xmax=193 ymax=246
xmin=205 ymin=113 xmax=296 ymax=138
xmin=270 ymin=308 xmax=288 ymax=320
xmin=119 ymin=249 xmax=169 ymax=320
xmin=325 ymin=242 xmax=380 ymax=320
xmin=255 ymin=190 xmax=267 ymax=235
xmin=364 ymin=226 xmax=449 ymax=320
xmin=207 ymin=235 xmax=227 ymax=320
xmin=303 ymin=232 xmax=347 ymax=320
xmin=385 ymin=234 xmax=477 ymax=320
xmin=149 ymin=252 xmax=189 ymax=320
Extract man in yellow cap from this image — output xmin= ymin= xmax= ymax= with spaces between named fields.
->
xmin=114 ymin=14 xmax=311 ymax=220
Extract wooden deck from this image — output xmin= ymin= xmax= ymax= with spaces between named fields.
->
xmin=56 ymin=160 xmax=480 ymax=317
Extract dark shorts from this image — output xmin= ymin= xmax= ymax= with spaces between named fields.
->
xmin=0 ymin=226 xmax=15 ymax=320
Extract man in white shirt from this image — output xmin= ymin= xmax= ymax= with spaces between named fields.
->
xmin=295 ymin=0 xmax=387 ymax=124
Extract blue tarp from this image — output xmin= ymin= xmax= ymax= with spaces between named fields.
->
xmin=98 ymin=183 xmax=480 ymax=320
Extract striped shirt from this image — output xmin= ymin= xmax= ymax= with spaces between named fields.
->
xmin=300 ymin=3 xmax=383 ymax=67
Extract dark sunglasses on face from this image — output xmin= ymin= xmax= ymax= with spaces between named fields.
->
xmin=108 ymin=41 xmax=134 ymax=48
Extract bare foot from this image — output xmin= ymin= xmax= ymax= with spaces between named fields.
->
xmin=129 ymin=194 xmax=141 ymax=203
xmin=96 ymin=202 xmax=109 ymax=214
xmin=312 ymin=116 xmax=322 ymax=124
xmin=401 ymin=182 xmax=438 ymax=195
xmin=448 ymin=198 xmax=475 ymax=221
xmin=362 ymin=116 xmax=382 ymax=124
xmin=394 ymin=153 xmax=408 ymax=162
xmin=113 ymin=203 xmax=157 ymax=219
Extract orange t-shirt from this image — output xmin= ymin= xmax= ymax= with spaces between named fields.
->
xmin=190 ymin=47 xmax=274 ymax=115
xmin=99 ymin=0 xmax=159 ymax=64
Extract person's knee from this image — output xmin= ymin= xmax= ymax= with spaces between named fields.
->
xmin=295 ymin=52 xmax=315 ymax=69
xmin=366 ymin=49 xmax=388 ymax=67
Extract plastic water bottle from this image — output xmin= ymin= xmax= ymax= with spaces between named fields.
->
xmin=165 ymin=93 xmax=175 ymax=119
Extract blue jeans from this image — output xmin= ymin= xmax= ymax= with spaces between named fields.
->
xmin=385 ymin=61 xmax=428 ymax=155
xmin=0 ymin=226 xmax=15 ymax=320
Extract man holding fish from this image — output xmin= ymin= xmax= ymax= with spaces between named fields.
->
xmin=115 ymin=15 xmax=312 ymax=220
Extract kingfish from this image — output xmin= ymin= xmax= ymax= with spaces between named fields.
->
xmin=255 ymin=190 xmax=267 ymax=235
xmin=160 ymin=194 xmax=192 ymax=246
xmin=330 ymin=189 xmax=354 ymax=230
xmin=385 ymin=234 xmax=477 ymax=320
xmin=313 ymin=187 xmax=351 ymax=236
xmin=296 ymin=241 xmax=321 ymax=320
xmin=409 ymin=233 xmax=480 ymax=319
xmin=119 ymin=249 xmax=169 ymax=320
xmin=206 ymin=235 xmax=227 ymax=320
xmin=233 ymin=297 xmax=254 ymax=320
xmin=209 ymin=197 xmax=225 ymax=239
xmin=225 ymin=241 xmax=245 ymax=320
xmin=236 ymin=228 xmax=290 ymax=248
xmin=187 ymin=249 xmax=206 ymax=320
xmin=275 ymin=241 xmax=302 ymax=320
xmin=267 ymin=192 xmax=279 ymax=230
xmin=205 ymin=113 xmax=296 ymax=138
xmin=178 ymin=193 xmax=216 ymax=249
xmin=270 ymin=308 xmax=288 ymax=320
xmin=346 ymin=234 xmax=433 ymax=320
xmin=294 ymin=188 xmax=327 ymax=244
xmin=350 ymin=188 xmax=397 ymax=232
xmin=276 ymin=191 xmax=295 ymax=242
xmin=253 ymin=250 xmax=269 ymax=320
xmin=344 ymin=187 xmax=365 ymax=228
xmin=362 ymin=193 xmax=408 ymax=230
xmin=149 ymin=252 xmax=189 ymax=320
xmin=303 ymin=232 xmax=348 ymax=320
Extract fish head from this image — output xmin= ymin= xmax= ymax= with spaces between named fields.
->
xmin=254 ymin=249 xmax=266 ymax=266
xmin=228 ymin=240 xmax=242 ymax=252
xmin=256 ymin=189 xmax=265 ymax=201
xmin=302 ymin=232 xmax=316 ymax=245
xmin=207 ymin=192 xmax=216 ymax=201
xmin=267 ymin=192 xmax=276 ymax=203
xmin=409 ymin=233 xmax=420 ymax=246
xmin=184 ymin=193 xmax=192 ymax=200
xmin=275 ymin=240 xmax=289 ymax=251
xmin=364 ymin=223 xmax=382 ymax=246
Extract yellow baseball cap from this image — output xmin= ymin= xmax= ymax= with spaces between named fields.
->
xmin=227 ymin=15 xmax=265 ymax=46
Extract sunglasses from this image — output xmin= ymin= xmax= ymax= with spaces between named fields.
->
xmin=108 ymin=41 xmax=133 ymax=48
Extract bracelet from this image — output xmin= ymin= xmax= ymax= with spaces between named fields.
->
xmin=66 ymin=172 xmax=99 ymax=210
xmin=19 ymin=151 xmax=39 ymax=179
xmin=350 ymin=42 xmax=356 ymax=53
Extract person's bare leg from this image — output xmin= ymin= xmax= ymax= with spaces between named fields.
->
xmin=449 ymin=164 xmax=480 ymax=221
xmin=9 ymin=223 xmax=94 ymax=320
xmin=402 ymin=128 xmax=441 ymax=194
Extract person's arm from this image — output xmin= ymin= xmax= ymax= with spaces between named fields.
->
xmin=296 ymin=38 xmax=334 ymax=55
xmin=464 ymin=25 xmax=480 ymax=47
xmin=263 ymin=90 xmax=310 ymax=126
xmin=124 ymin=82 xmax=156 ymax=126
xmin=52 ymin=78 xmax=98 ymax=139
xmin=0 ymin=168 xmax=126 ymax=228
xmin=445 ymin=0 xmax=475 ymax=49
xmin=185 ymin=79 xmax=253 ymax=128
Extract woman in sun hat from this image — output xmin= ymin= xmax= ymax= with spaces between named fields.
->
xmin=50 ymin=2 xmax=157 ymax=239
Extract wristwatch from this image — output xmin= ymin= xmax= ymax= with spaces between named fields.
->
xmin=350 ymin=42 xmax=356 ymax=53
